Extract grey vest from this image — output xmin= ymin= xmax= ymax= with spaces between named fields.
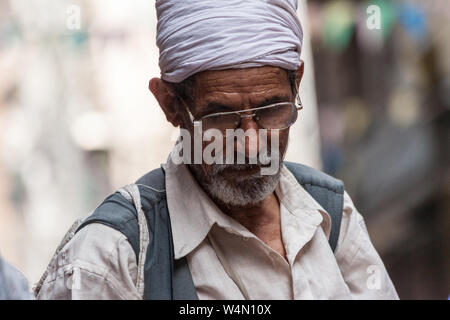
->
xmin=76 ymin=161 xmax=344 ymax=300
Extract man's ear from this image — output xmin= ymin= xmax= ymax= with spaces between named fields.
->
xmin=296 ymin=59 xmax=305 ymax=89
xmin=149 ymin=77 xmax=181 ymax=127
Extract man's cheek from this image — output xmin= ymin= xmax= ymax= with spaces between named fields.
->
xmin=276 ymin=129 xmax=289 ymax=156
xmin=260 ymin=130 xmax=280 ymax=176
xmin=264 ymin=129 xmax=285 ymax=155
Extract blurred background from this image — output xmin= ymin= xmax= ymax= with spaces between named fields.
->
xmin=0 ymin=0 xmax=448 ymax=299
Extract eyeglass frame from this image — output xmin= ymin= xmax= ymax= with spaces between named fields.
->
xmin=177 ymin=94 xmax=304 ymax=132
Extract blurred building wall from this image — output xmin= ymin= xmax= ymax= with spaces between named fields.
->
xmin=308 ymin=0 xmax=450 ymax=299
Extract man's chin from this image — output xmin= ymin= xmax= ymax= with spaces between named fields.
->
xmin=219 ymin=165 xmax=263 ymax=181
xmin=207 ymin=172 xmax=281 ymax=209
xmin=188 ymin=162 xmax=282 ymax=209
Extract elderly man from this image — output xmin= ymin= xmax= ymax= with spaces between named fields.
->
xmin=35 ymin=0 xmax=398 ymax=300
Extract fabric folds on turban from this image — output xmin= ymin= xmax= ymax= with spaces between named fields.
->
xmin=156 ymin=0 xmax=303 ymax=83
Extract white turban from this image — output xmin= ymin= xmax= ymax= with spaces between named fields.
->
xmin=156 ymin=0 xmax=303 ymax=83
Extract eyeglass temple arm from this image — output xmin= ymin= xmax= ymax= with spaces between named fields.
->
xmin=295 ymin=94 xmax=304 ymax=110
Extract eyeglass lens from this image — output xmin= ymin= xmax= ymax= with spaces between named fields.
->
xmin=201 ymin=103 xmax=298 ymax=133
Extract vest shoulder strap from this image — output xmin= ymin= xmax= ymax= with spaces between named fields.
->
xmin=284 ymin=161 xmax=344 ymax=252
xmin=75 ymin=167 xmax=198 ymax=300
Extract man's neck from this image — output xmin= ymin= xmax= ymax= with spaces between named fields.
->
xmin=186 ymin=164 xmax=287 ymax=259
xmin=218 ymin=192 xmax=287 ymax=260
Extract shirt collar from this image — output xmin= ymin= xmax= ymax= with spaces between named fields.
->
xmin=277 ymin=165 xmax=331 ymax=240
xmin=163 ymin=153 xmax=254 ymax=259
xmin=276 ymin=166 xmax=332 ymax=264
xmin=163 ymin=152 xmax=331 ymax=260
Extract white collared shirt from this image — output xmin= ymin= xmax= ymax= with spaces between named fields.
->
xmin=36 ymin=158 xmax=399 ymax=300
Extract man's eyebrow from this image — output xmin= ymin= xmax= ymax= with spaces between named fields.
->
xmin=256 ymin=95 xmax=291 ymax=108
xmin=204 ymin=95 xmax=291 ymax=111
xmin=205 ymin=101 xmax=234 ymax=111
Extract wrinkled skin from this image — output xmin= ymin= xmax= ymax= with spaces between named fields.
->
xmin=149 ymin=64 xmax=304 ymax=259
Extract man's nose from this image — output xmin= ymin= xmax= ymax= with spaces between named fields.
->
xmin=238 ymin=116 xmax=260 ymax=158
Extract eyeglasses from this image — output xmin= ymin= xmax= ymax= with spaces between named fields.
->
xmin=179 ymin=95 xmax=303 ymax=135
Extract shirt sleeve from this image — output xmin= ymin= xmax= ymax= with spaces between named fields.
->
xmin=0 ymin=256 xmax=34 ymax=300
xmin=335 ymin=191 xmax=400 ymax=300
xmin=35 ymin=223 xmax=141 ymax=300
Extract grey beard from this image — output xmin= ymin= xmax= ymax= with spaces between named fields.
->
xmin=189 ymin=159 xmax=283 ymax=209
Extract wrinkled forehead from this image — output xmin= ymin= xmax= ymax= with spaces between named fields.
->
xmin=192 ymin=66 xmax=292 ymax=109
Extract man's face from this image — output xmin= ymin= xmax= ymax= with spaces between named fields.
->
xmin=180 ymin=66 xmax=294 ymax=208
